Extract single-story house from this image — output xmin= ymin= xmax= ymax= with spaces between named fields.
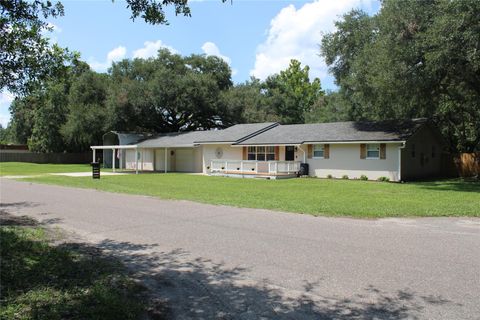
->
xmin=91 ymin=118 xmax=446 ymax=181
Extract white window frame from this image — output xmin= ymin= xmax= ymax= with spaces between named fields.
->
xmin=366 ymin=143 xmax=380 ymax=159
xmin=313 ymin=144 xmax=324 ymax=159
xmin=247 ymin=146 xmax=275 ymax=161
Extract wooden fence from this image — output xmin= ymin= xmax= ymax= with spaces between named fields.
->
xmin=455 ymin=152 xmax=479 ymax=177
xmin=0 ymin=151 xmax=93 ymax=164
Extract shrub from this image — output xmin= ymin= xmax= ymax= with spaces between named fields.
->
xmin=342 ymin=175 xmax=349 ymax=179
xmin=360 ymin=175 xmax=368 ymax=181
xmin=377 ymin=176 xmax=390 ymax=182
xmin=326 ymin=174 xmax=333 ymax=179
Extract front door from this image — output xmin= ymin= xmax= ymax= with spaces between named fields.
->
xmin=285 ymin=146 xmax=295 ymax=161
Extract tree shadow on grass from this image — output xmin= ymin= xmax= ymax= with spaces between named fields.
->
xmin=408 ymin=178 xmax=480 ymax=193
xmin=0 ymin=212 xmax=145 ymax=320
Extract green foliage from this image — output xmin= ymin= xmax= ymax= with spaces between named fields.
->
xmin=342 ymin=175 xmax=349 ymax=180
xmin=107 ymin=50 xmax=233 ymax=133
xmin=377 ymin=176 xmax=390 ymax=182
xmin=0 ymin=0 xmax=73 ymax=95
xmin=0 ymin=221 xmax=145 ymax=319
xmin=61 ymin=71 xmax=110 ymax=151
xmin=219 ymin=78 xmax=280 ymax=124
xmin=126 ymin=0 xmax=192 ymax=25
xmin=0 ymin=123 xmax=13 ymax=144
xmin=321 ymin=0 xmax=480 ymax=152
xmin=360 ymin=175 xmax=368 ymax=181
xmin=28 ymin=82 xmax=69 ymax=152
xmin=327 ymin=174 xmax=333 ymax=179
xmin=264 ymin=59 xmax=324 ymax=124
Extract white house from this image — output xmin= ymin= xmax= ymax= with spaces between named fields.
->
xmin=91 ymin=119 xmax=445 ymax=181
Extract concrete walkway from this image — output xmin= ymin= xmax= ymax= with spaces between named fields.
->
xmin=1 ymin=178 xmax=479 ymax=319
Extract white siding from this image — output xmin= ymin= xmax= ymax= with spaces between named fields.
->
xmin=306 ymin=143 xmax=402 ymax=181
xmin=125 ymin=149 xmax=154 ymax=171
xmin=202 ymin=144 xmax=243 ymax=173
xmin=125 ymin=149 xmax=137 ymax=170
xmin=175 ymin=149 xmax=195 ymax=172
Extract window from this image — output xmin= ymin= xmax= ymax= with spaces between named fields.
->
xmin=257 ymin=146 xmax=266 ymax=161
xmin=266 ymin=146 xmax=275 ymax=161
xmin=366 ymin=144 xmax=380 ymax=159
xmin=247 ymin=146 xmax=256 ymax=160
xmin=247 ymin=146 xmax=276 ymax=161
xmin=313 ymin=144 xmax=324 ymax=158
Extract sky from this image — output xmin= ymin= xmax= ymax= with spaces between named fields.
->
xmin=0 ymin=0 xmax=381 ymax=127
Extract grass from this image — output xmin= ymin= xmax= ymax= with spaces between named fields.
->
xmin=0 ymin=213 xmax=145 ymax=320
xmin=22 ymin=173 xmax=480 ymax=218
xmin=0 ymin=162 xmax=94 ymax=176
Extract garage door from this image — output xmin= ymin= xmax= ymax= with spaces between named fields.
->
xmin=175 ymin=149 xmax=195 ymax=172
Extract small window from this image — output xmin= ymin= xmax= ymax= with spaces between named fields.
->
xmin=411 ymin=144 xmax=416 ymax=158
xmin=266 ymin=146 xmax=275 ymax=160
xmin=313 ymin=144 xmax=324 ymax=158
xmin=431 ymin=146 xmax=436 ymax=158
xmin=247 ymin=146 xmax=256 ymax=160
xmin=366 ymin=144 xmax=380 ymax=159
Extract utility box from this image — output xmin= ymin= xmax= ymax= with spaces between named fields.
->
xmin=91 ymin=162 xmax=100 ymax=179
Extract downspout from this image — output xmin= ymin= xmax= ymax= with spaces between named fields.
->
xmin=164 ymin=147 xmax=168 ymax=173
xmin=135 ymin=147 xmax=138 ymax=174
xmin=297 ymin=144 xmax=306 ymax=163
xmin=398 ymin=142 xmax=406 ymax=182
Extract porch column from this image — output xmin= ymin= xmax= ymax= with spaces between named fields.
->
xmin=92 ymin=148 xmax=96 ymax=162
xmin=119 ymin=149 xmax=123 ymax=170
xmin=141 ymin=148 xmax=144 ymax=171
xmin=112 ymin=148 xmax=116 ymax=173
xmin=135 ymin=147 xmax=139 ymax=174
xmin=164 ymin=147 xmax=168 ymax=173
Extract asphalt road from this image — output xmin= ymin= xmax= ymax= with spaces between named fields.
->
xmin=1 ymin=178 xmax=479 ymax=319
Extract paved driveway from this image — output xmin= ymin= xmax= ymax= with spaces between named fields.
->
xmin=1 ymin=178 xmax=479 ymax=319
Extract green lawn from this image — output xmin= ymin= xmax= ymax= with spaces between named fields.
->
xmin=0 ymin=213 xmax=145 ymax=319
xmin=0 ymin=162 xmax=94 ymax=176
xmin=22 ymin=173 xmax=480 ymax=218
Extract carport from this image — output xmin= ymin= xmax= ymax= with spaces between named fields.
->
xmin=91 ymin=145 xmax=178 ymax=174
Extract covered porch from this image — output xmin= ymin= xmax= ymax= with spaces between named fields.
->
xmin=209 ymin=159 xmax=301 ymax=179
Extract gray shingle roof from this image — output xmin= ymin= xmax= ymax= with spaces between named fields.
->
xmin=235 ymin=119 xmax=428 ymax=145
xmin=194 ymin=122 xmax=279 ymax=143
xmin=136 ymin=131 xmax=218 ymax=148
xmin=136 ymin=122 xmax=278 ymax=148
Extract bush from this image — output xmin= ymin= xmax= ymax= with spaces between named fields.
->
xmin=326 ymin=174 xmax=333 ymax=179
xmin=377 ymin=176 xmax=390 ymax=182
xmin=360 ymin=175 xmax=368 ymax=181
xmin=342 ymin=175 xmax=349 ymax=180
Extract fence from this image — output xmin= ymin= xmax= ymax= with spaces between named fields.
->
xmin=0 ymin=151 xmax=93 ymax=164
xmin=455 ymin=152 xmax=479 ymax=177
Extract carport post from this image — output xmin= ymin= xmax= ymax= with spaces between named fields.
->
xmin=92 ymin=148 xmax=96 ymax=162
xmin=135 ymin=147 xmax=139 ymax=174
xmin=112 ymin=148 xmax=116 ymax=173
xmin=165 ymin=147 xmax=168 ymax=173
xmin=141 ymin=148 xmax=144 ymax=171
xmin=119 ymin=149 xmax=123 ymax=170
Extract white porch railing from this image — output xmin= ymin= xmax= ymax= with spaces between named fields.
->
xmin=210 ymin=160 xmax=300 ymax=175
